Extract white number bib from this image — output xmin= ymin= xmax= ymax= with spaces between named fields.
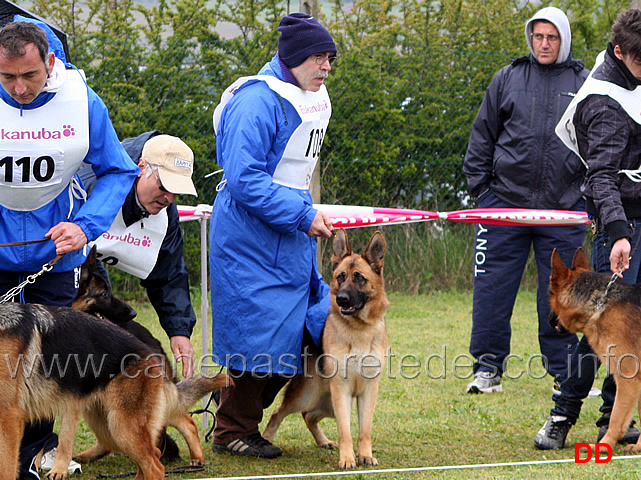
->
xmin=90 ymin=209 xmax=167 ymax=280
xmin=214 ymin=75 xmax=331 ymax=190
xmin=557 ymin=50 xmax=641 ymax=167
xmin=0 ymin=69 xmax=89 ymax=211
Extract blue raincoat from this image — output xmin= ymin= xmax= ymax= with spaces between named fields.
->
xmin=210 ymin=56 xmax=330 ymax=375
xmin=0 ymin=17 xmax=138 ymax=273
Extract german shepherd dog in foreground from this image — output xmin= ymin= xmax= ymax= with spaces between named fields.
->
xmin=549 ymin=247 xmax=641 ymax=454
xmin=0 ymin=282 xmax=231 ymax=480
xmin=71 ymin=246 xmax=208 ymax=465
xmin=264 ymin=229 xmax=389 ymax=469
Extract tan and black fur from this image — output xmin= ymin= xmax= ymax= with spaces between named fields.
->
xmin=0 ymin=298 xmax=231 ymax=480
xmin=264 ymin=229 xmax=389 ymax=469
xmin=71 ymin=246 xmax=208 ymax=465
xmin=549 ymin=247 xmax=641 ymax=454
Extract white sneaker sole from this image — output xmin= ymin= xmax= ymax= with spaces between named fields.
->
xmin=467 ymin=384 xmax=503 ymax=394
xmin=552 ymin=385 xmax=601 ymax=397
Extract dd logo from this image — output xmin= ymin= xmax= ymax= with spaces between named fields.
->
xmin=574 ymin=443 xmax=612 ymax=463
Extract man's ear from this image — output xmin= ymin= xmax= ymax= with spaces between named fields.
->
xmin=137 ymin=158 xmax=146 ymax=177
xmin=613 ymin=44 xmax=624 ymax=61
xmin=46 ymin=52 xmax=55 ymax=75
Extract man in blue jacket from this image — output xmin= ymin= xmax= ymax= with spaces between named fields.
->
xmin=209 ymin=13 xmax=335 ymax=458
xmin=463 ymin=7 xmax=588 ymax=394
xmin=0 ymin=20 xmax=138 ymax=479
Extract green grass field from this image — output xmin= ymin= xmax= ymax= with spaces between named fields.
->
xmin=61 ymin=290 xmax=641 ymax=479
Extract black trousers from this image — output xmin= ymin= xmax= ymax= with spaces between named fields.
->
xmin=469 ymin=191 xmax=585 ymax=378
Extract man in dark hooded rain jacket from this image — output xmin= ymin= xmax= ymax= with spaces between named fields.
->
xmin=463 ymin=7 xmax=588 ymax=395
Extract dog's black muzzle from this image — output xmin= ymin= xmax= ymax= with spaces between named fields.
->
xmin=336 ymin=289 xmax=368 ymax=316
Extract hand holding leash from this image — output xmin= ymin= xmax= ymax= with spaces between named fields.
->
xmin=308 ymin=210 xmax=334 ymax=238
xmin=46 ymin=221 xmax=88 ymax=254
xmin=610 ymin=238 xmax=631 ymax=277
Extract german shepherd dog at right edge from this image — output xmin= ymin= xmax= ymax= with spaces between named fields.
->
xmin=549 ymin=246 xmax=641 ymax=455
xmin=264 ymin=228 xmax=389 ymax=470
xmin=0 ymin=257 xmax=232 ymax=480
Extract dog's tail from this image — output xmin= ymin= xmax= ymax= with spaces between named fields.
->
xmin=170 ymin=373 xmax=233 ymax=416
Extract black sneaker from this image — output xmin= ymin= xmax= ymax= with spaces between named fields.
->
xmin=597 ymin=420 xmax=640 ymax=444
xmin=213 ymin=433 xmax=282 ymax=458
xmin=534 ymin=415 xmax=573 ymax=450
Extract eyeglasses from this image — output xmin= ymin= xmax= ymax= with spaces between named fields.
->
xmin=151 ymin=168 xmax=170 ymax=193
xmin=311 ymin=53 xmax=337 ymax=65
xmin=531 ymin=33 xmax=560 ymax=44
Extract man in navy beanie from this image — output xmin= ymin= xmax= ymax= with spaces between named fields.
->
xmin=277 ymin=13 xmax=337 ymax=68
xmin=209 ymin=13 xmax=336 ymax=458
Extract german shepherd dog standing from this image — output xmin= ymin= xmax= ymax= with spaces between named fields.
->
xmin=549 ymin=247 xmax=641 ymax=454
xmin=264 ymin=229 xmax=389 ymax=469
xmin=69 ymin=246 xmax=211 ymax=466
xmin=0 ymin=264 xmax=231 ymax=480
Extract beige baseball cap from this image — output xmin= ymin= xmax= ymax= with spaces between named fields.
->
xmin=142 ymin=134 xmax=197 ymax=196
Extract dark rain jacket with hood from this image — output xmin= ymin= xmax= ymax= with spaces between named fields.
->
xmin=463 ymin=7 xmax=589 ymax=209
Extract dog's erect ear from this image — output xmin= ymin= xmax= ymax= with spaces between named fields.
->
xmin=86 ymin=245 xmax=98 ymax=269
xmin=78 ymin=245 xmax=98 ymax=293
xmin=571 ymin=246 xmax=590 ymax=271
xmin=331 ymin=229 xmax=352 ymax=269
xmin=362 ymin=231 xmax=386 ymax=275
xmin=550 ymin=248 xmax=570 ymax=282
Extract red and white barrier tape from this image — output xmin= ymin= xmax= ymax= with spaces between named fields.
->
xmin=177 ymin=204 xmax=589 ymax=227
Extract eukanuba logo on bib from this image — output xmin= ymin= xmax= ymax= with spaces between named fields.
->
xmin=1 ymin=124 xmax=76 ymax=140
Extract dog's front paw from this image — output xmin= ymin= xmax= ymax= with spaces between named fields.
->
xmin=189 ymin=458 xmax=205 ymax=466
xmin=359 ymin=454 xmax=378 ymax=466
xmin=320 ymin=440 xmax=337 ymax=450
xmin=592 ymin=442 xmax=613 ymax=455
xmin=624 ymin=443 xmax=641 ymax=454
xmin=45 ymin=469 xmax=67 ymax=480
xmin=338 ymin=455 xmax=357 ymax=470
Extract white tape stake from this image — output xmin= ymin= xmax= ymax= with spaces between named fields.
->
xmin=186 ymin=455 xmax=641 ymax=480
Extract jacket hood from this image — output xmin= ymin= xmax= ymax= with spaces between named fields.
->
xmin=258 ymin=55 xmax=285 ymax=79
xmin=42 ymin=58 xmax=67 ymax=93
xmin=525 ymin=6 xmax=571 ymax=64
xmin=13 ymin=14 xmax=69 ymax=65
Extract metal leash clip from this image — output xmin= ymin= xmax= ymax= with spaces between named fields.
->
xmin=0 ymin=254 xmax=64 ymax=304
xmin=595 ymin=270 xmax=621 ymax=312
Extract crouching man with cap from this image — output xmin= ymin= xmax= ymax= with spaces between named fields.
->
xmin=86 ymin=131 xmax=198 ymax=379
xmin=209 ymin=13 xmax=336 ymax=458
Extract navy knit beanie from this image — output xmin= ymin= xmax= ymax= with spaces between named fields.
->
xmin=277 ymin=13 xmax=336 ymax=68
